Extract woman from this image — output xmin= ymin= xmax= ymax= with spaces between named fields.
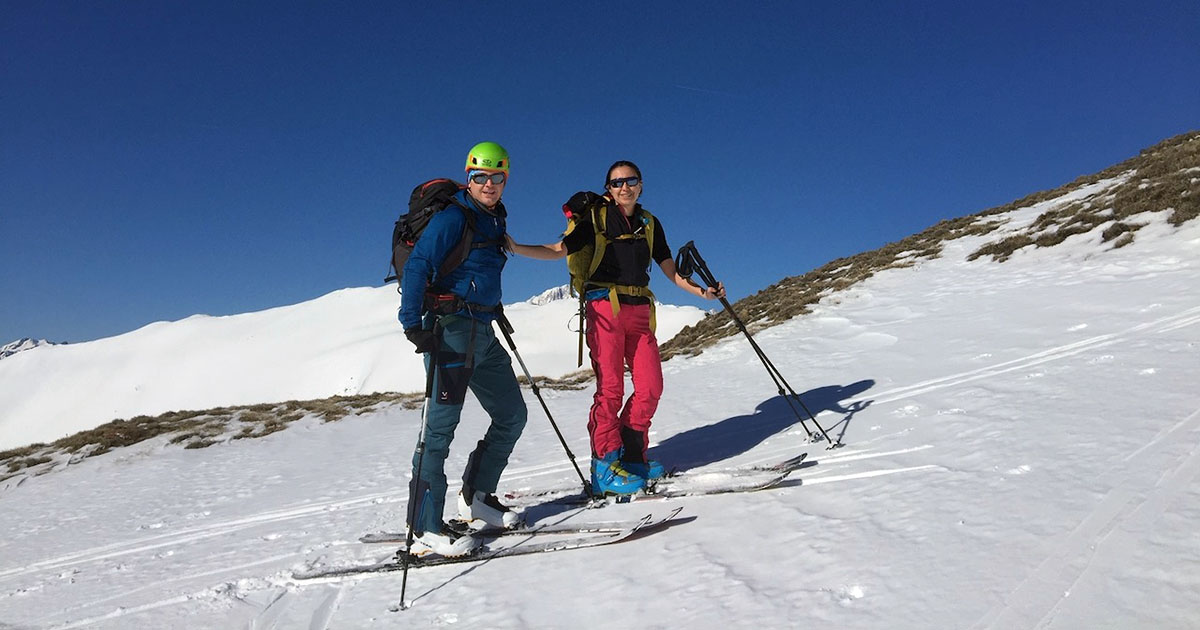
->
xmin=507 ymin=160 xmax=725 ymax=496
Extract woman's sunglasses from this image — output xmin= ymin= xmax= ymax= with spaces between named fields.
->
xmin=607 ymin=176 xmax=640 ymax=188
xmin=469 ymin=171 xmax=507 ymax=185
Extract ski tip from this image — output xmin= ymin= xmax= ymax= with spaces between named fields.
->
xmin=637 ymin=506 xmax=683 ymax=527
xmin=771 ymin=452 xmax=809 ymax=471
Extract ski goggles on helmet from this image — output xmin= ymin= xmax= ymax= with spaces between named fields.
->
xmin=468 ymin=170 xmax=507 ymax=185
xmin=607 ymin=176 xmax=640 ymax=189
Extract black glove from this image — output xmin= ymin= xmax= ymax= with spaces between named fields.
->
xmin=563 ymin=191 xmax=601 ymax=218
xmin=404 ymin=328 xmax=439 ymax=354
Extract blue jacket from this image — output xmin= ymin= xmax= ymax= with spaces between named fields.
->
xmin=398 ymin=189 xmax=507 ymax=330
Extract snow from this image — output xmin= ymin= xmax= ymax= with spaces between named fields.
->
xmin=1 ymin=206 xmax=1198 ymax=628
xmin=0 ymin=286 xmax=705 ymax=449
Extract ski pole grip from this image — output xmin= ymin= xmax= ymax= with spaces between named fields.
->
xmin=680 ymin=242 xmax=719 ymax=289
xmin=496 ymin=311 xmax=516 ymax=337
xmin=675 ymin=241 xmax=697 ymax=279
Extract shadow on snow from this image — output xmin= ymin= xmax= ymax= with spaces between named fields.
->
xmin=648 ymin=379 xmax=875 ymax=472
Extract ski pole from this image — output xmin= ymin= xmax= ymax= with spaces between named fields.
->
xmin=676 ymin=242 xmax=838 ymax=448
xmin=494 ymin=311 xmax=594 ymax=497
xmin=576 ymin=295 xmax=586 ymax=368
xmin=682 ymin=241 xmax=830 ymax=443
xmin=398 ymin=320 xmax=441 ymax=611
xmin=687 ymin=243 xmax=833 ymax=446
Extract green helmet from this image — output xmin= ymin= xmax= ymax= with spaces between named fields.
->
xmin=465 ymin=141 xmax=509 ymax=173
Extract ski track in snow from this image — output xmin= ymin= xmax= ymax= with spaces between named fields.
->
xmin=1 ymin=442 xmax=944 ymax=628
xmin=3 ymin=447 xmax=917 ymax=588
xmin=856 ymin=304 xmax=1200 ymax=408
xmin=0 ymin=491 xmax=401 ymax=582
xmin=970 ymin=404 xmax=1200 ymax=630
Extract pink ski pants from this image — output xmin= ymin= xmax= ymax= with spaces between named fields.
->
xmin=585 ymin=299 xmax=663 ymax=459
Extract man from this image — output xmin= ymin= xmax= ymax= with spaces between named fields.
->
xmin=399 ymin=141 xmax=527 ymax=556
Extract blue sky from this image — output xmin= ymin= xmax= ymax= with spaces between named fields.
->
xmin=3 ymin=1 xmax=1198 ymax=343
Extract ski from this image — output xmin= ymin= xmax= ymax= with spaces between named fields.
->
xmin=356 ymin=454 xmax=806 ymax=545
xmin=657 ymin=451 xmax=809 ymax=485
xmin=504 ymin=451 xmax=809 ymax=508
xmin=359 ymin=516 xmax=650 ymax=544
xmin=293 ymin=507 xmax=683 ymax=581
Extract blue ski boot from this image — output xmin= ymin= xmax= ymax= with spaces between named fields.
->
xmin=622 ymin=459 xmax=666 ymax=481
xmin=591 ymin=450 xmax=646 ymax=496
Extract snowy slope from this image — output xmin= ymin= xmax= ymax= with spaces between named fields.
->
xmin=0 ymin=286 xmax=705 ymax=449
xmin=0 ymin=202 xmax=1197 ymax=628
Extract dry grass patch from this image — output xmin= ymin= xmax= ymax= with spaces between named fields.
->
xmin=970 ymin=132 xmax=1198 ymax=261
xmin=517 ymin=369 xmax=595 ymax=391
xmin=0 ymin=390 xmax=426 ymax=480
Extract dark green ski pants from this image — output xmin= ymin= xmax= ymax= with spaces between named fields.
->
xmin=409 ymin=315 xmax=528 ymax=534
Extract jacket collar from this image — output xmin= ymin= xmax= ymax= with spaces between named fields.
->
xmin=458 ymin=189 xmax=507 ymax=218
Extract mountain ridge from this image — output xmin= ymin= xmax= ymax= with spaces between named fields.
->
xmin=661 ymin=131 xmax=1199 ymax=359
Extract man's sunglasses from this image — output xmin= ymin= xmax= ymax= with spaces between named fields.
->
xmin=607 ymin=176 xmax=640 ymax=188
xmin=469 ymin=171 xmax=507 ymax=185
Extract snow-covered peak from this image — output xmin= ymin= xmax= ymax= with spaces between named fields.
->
xmin=0 ymin=338 xmax=54 ymax=361
xmin=525 ymin=284 xmax=574 ymax=305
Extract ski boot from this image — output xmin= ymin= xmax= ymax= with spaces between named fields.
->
xmin=458 ymin=487 xmax=524 ymax=530
xmin=591 ymin=450 xmax=646 ymax=496
xmin=409 ymin=523 xmax=480 ymax=557
xmin=621 ymin=459 xmax=666 ymax=481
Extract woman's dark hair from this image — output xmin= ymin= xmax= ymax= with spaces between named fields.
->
xmin=605 ymin=160 xmax=642 ymax=187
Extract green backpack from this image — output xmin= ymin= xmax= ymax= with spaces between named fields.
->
xmin=561 ymin=192 xmax=657 ymax=366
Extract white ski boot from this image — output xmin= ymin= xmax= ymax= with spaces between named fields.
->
xmin=458 ymin=489 xmax=524 ymax=530
xmin=409 ymin=523 xmax=480 ymax=557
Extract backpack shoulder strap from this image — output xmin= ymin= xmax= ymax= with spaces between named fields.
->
xmin=639 ymin=208 xmax=655 ymax=260
xmin=437 ymin=201 xmax=478 ymax=279
xmin=586 ymin=201 xmax=610 ymax=280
